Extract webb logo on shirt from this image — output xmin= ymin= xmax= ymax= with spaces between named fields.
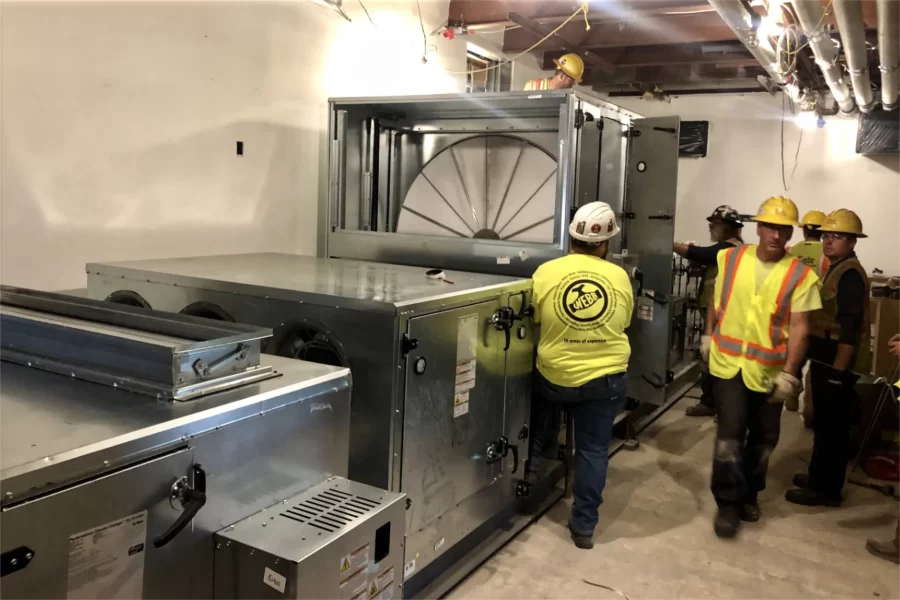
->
xmin=552 ymin=271 xmax=618 ymax=331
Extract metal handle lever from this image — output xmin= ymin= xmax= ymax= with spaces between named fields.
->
xmin=485 ymin=436 xmax=519 ymax=474
xmin=153 ymin=465 xmax=207 ymax=548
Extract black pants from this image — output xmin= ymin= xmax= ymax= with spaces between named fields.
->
xmin=711 ymin=372 xmax=783 ymax=506
xmin=699 ymin=368 xmax=715 ymax=408
xmin=808 ymin=362 xmax=858 ymax=498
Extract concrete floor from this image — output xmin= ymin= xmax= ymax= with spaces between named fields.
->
xmin=451 ymin=390 xmax=900 ymax=599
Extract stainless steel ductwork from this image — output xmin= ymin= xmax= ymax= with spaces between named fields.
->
xmin=792 ymin=0 xmax=856 ymax=114
xmin=833 ymin=0 xmax=876 ymax=112
xmin=877 ymin=0 xmax=899 ymax=110
xmin=708 ymin=0 xmax=786 ymax=85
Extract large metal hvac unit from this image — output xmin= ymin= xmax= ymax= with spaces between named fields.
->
xmin=320 ymin=90 xmax=686 ymax=406
xmin=86 ymin=255 xmax=549 ymax=598
xmin=0 ymin=288 xmax=406 ymax=600
xmin=86 ymin=90 xmax=689 ymax=597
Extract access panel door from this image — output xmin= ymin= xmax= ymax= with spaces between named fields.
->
xmin=401 ymin=300 xmax=506 ymax=541
xmin=0 ymin=449 xmax=195 ymax=599
xmin=624 ymin=116 xmax=680 ymax=405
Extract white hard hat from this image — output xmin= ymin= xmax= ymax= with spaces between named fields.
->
xmin=569 ymin=202 xmax=620 ymax=243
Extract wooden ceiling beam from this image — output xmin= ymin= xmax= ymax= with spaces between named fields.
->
xmin=541 ymin=43 xmax=758 ymax=70
xmin=507 ymin=11 xmax=617 ymax=73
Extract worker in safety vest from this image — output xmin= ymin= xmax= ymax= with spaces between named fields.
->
xmin=524 ymin=53 xmax=583 ymax=90
xmin=673 ymin=205 xmax=744 ymax=417
xmin=866 ymin=333 xmax=900 ymax=564
xmin=785 ymin=209 xmax=870 ymax=507
xmin=525 ymin=201 xmax=633 ymax=550
xmin=790 ymin=210 xmax=830 ymax=278
xmin=702 ymin=195 xmax=822 ymax=538
xmin=786 ymin=210 xmax=829 ymax=416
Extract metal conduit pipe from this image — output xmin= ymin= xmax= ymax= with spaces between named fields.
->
xmin=709 ymin=0 xmax=814 ymax=109
xmin=708 ymin=0 xmax=786 ymax=85
xmin=832 ymin=0 xmax=876 ymax=112
xmin=791 ymin=0 xmax=856 ymax=114
xmin=876 ymin=0 xmax=899 ymax=110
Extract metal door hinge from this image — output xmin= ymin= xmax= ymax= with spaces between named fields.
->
xmin=401 ymin=333 xmax=418 ymax=358
xmin=574 ymin=108 xmax=584 ymax=129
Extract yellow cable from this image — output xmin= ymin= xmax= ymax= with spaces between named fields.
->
xmin=785 ymin=0 xmax=835 ymax=57
xmin=444 ymin=4 xmax=588 ymax=76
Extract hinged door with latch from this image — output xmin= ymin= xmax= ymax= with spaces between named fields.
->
xmin=622 ymin=116 xmax=680 ymax=405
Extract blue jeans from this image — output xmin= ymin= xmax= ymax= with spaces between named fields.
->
xmin=527 ymin=370 xmax=627 ymax=536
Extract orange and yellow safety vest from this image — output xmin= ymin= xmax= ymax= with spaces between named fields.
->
xmin=710 ymin=245 xmax=816 ymax=392
xmin=524 ymin=78 xmax=552 ymax=91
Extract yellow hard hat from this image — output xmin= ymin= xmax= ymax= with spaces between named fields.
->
xmin=553 ymin=53 xmax=584 ymax=83
xmin=819 ymin=209 xmax=867 ymax=238
xmin=752 ymin=196 xmax=800 ymax=227
xmin=800 ymin=210 xmax=827 ymax=228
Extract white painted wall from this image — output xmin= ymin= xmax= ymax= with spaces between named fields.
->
xmin=0 ymin=0 xmax=469 ymax=290
xmin=611 ymin=93 xmax=900 ymax=275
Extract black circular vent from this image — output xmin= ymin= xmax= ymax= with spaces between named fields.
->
xmin=105 ymin=290 xmax=151 ymax=309
xmin=272 ymin=325 xmax=347 ymax=368
xmin=179 ymin=302 xmax=234 ymax=322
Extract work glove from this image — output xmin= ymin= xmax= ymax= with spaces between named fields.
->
xmin=768 ymin=371 xmax=802 ymax=405
xmin=700 ymin=335 xmax=711 ymax=363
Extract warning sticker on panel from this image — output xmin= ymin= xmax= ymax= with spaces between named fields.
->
xmin=454 ymin=315 xmax=478 ymax=418
xmin=340 ymin=567 xmax=368 ymax=600
xmin=340 ymin=544 xmax=369 ymax=576
xmin=375 ymin=566 xmax=394 ymax=592
xmin=263 ymin=567 xmax=287 ymax=594
xmin=67 ymin=510 xmax=147 ymax=599
xmin=403 ymin=559 xmax=416 ymax=581
xmin=454 ymin=392 xmax=469 ymax=418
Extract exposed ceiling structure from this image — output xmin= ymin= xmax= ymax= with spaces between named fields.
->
xmin=446 ymin=0 xmax=895 ymax=111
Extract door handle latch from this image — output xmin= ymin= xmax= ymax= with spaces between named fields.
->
xmin=486 ymin=436 xmax=519 ymax=474
xmin=153 ymin=464 xmax=207 ymax=548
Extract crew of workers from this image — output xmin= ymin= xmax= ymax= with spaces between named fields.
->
xmin=529 ymin=195 xmax=885 ymax=551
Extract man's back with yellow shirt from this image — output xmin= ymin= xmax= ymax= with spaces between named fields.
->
xmin=532 ymin=253 xmax=634 ymax=387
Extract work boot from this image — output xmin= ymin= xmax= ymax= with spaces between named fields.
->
xmin=866 ymin=524 xmax=900 ymax=564
xmin=685 ymin=402 xmax=715 ymax=417
xmin=784 ymin=487 xmax=842 ymax=507
xmin=739 ymin=502 xmax=760 ymax=523
xmin=714 ymin=505 xmax=740 ymax=538
xmin=792 ymin=473 xmax=810 ymax=489
xmin=568 ymin=523 xmax=593 ymax=550
xmin=866 ymin=537 xmax=900 ymax=564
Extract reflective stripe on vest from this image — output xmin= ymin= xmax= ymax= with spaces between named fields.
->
xmin=713 ymin=247 xmax=810 ymax=367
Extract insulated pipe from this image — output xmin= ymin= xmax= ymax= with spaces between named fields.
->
xmin=708 ymin=0 xmax=786 ymax=85
xmin=792 ymin=0 xmax=856 ymax=114
xmin=876 ymin=0 xmax=899 ymax=110
xmin=832 ymin=0 xmax=876 ymax=112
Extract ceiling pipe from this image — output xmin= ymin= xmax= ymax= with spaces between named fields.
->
xmin=791 ymin=0 xmax=856 ymax=114
xmin=832 ymin=0 xmax=876 ymax=112
xmin=876 ymin=0 xmax=899 ymax=110
xmin=708 ymin=0 xmax=786 ymax=84
xmin=708 ymin=0 xmax=814 ymax=108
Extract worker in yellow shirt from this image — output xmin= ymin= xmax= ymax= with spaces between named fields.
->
xmin=524 ymin=53 xmax=583 ymax=90
xmin=786 ymin=209 xmax=870 ymax=507
xmin=525 ymin=201 xmax=633 ymax=550
xmin=702 ymin=195 xmax=822 ymax=538
xmin=789 ymin=210 xmax=829 ymax=277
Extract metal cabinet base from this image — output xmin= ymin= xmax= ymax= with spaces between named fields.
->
xmin=215 ymin=477 xmax=406 ymax=600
